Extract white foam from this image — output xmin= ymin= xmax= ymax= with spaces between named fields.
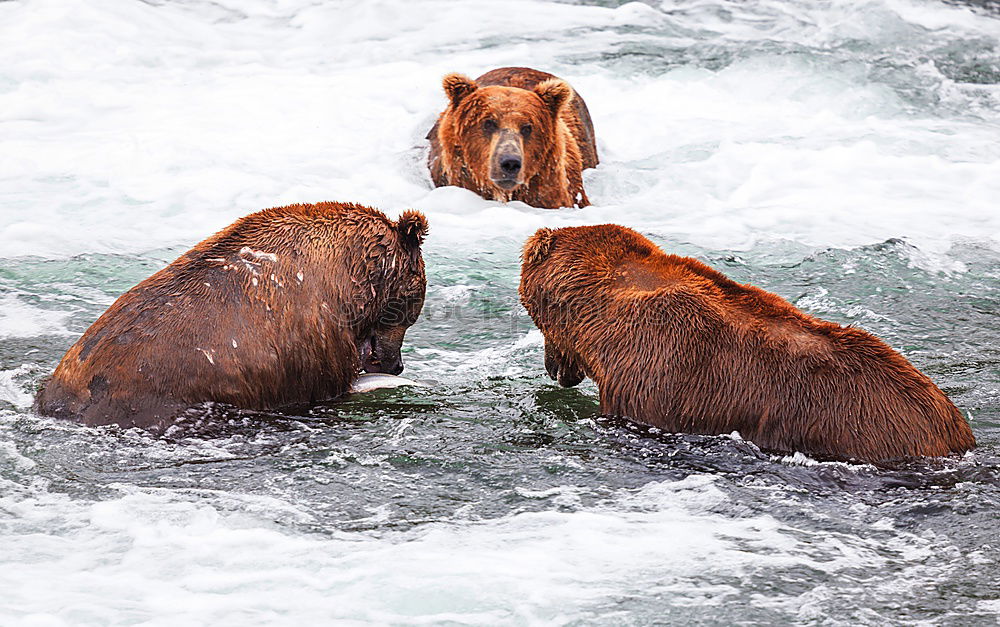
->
xmin=411 ymin=329 xmax=546 ymax=381
xmin=0 ymin=294 xmax=72 ymax=339
xmin=0 ymin=474 xmax=901 ymax=624
xmin=0 ymin=439 xmax=37 ymax=471
xmin=0 ymin=0 xmax=997 ymax=260
xmin=0 ymin=366 xmax=36 ymax=409
xmin=775 ymin=451 xmax=876 ymax=471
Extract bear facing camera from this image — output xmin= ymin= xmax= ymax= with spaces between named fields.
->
xmin=427 ymin=66 xmax=598 ymax=209
xmin=34 ymin=202 xmax=428 ymax=433
xmin=518 ymin=224 xmax=976 ymax=464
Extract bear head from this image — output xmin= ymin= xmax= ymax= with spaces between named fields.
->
xmin=441 ymin=73 xmax=573 ymax=199
xmin=519 ymin=224 xmax=670 ymax=389
xmin=350 ymin=209 xmax=429 ymax=376
xmin=518 ymin=226 xmax=592 ymax=388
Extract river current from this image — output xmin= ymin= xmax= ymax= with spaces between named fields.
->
xmin=1 ymin=0 xmax=999 ymax=624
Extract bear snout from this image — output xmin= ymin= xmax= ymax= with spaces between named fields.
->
xmin=366 ymin=355 xmax=404 ymax=376
xmin=490 ymin=130 xmax=524 ymax=189
xmin=544 ymin=342 xmax=585 ymax=388
xmin=360 ymin=333 xmax=405 ymax=376
xmin=365 ymin=358 xmax=403 ymax=376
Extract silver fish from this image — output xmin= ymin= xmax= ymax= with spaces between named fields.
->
xmin=349 ymin=373 xmax=426 ymax=394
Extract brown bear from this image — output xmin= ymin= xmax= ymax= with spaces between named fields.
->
xmin=427 ymin=67 xmax=598 ymax=209
xmin=34 ymin=202 xmax=428 ymax=433
xmin=519 ymin=224 xmax=976 ymax=463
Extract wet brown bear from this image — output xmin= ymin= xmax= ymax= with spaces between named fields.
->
xmin=35 ymin=202 xmax=428 ymax=432
xmin=519 ymin=224 xmax=976 ymax=463
xmin=427 ymin=67 xmax=598 ymax=209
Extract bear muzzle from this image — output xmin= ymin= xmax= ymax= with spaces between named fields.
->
xmin=490 ymin=130 xmax=524 ymax=190
xmin=358 ymin=333 xmax=405 ymax=376
xmin=544 ymin=341 xmax=585 ymax=388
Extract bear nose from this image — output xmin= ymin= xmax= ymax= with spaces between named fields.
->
xmin=500 ymin=157 xmax=521 ymax=175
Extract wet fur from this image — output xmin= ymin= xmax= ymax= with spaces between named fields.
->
xmin=519 ymin=224 xmax=976 ymax=463
xmin=35 ymin=202 xmax=428 ymax=432
xmin=427 ymin=67 xmax=598 ymax=208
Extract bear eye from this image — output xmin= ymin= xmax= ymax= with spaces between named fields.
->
xmin=520 ymin=124 xmax=533 ymax=139
xmin=483 ymin=119 xmax=498 ymax=134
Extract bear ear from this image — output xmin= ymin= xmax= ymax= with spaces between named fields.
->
xmin=443 ymin=73 xmax=478 ymax=108
xmin=534 ymin=79 xmax=572 ymax=116
xmin=522 ymin=228 xmax=555 ymax=265
xmin=397 ymin=210 xmax=428 ymax=252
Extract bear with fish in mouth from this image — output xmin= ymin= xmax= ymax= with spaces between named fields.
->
xmin=519 ymin=224 xmax=976 ymax=464
xmin=427 ymin=67 xmax=599 ymax=209
xmin=34 ymin=202 xmax=428 ymax=433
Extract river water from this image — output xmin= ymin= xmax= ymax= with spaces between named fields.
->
xmin=1 ymin=0 xmax=999 ymax=624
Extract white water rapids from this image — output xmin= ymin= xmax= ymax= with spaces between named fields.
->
xmin=1 ymin=1 xmax=999 ymax=625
